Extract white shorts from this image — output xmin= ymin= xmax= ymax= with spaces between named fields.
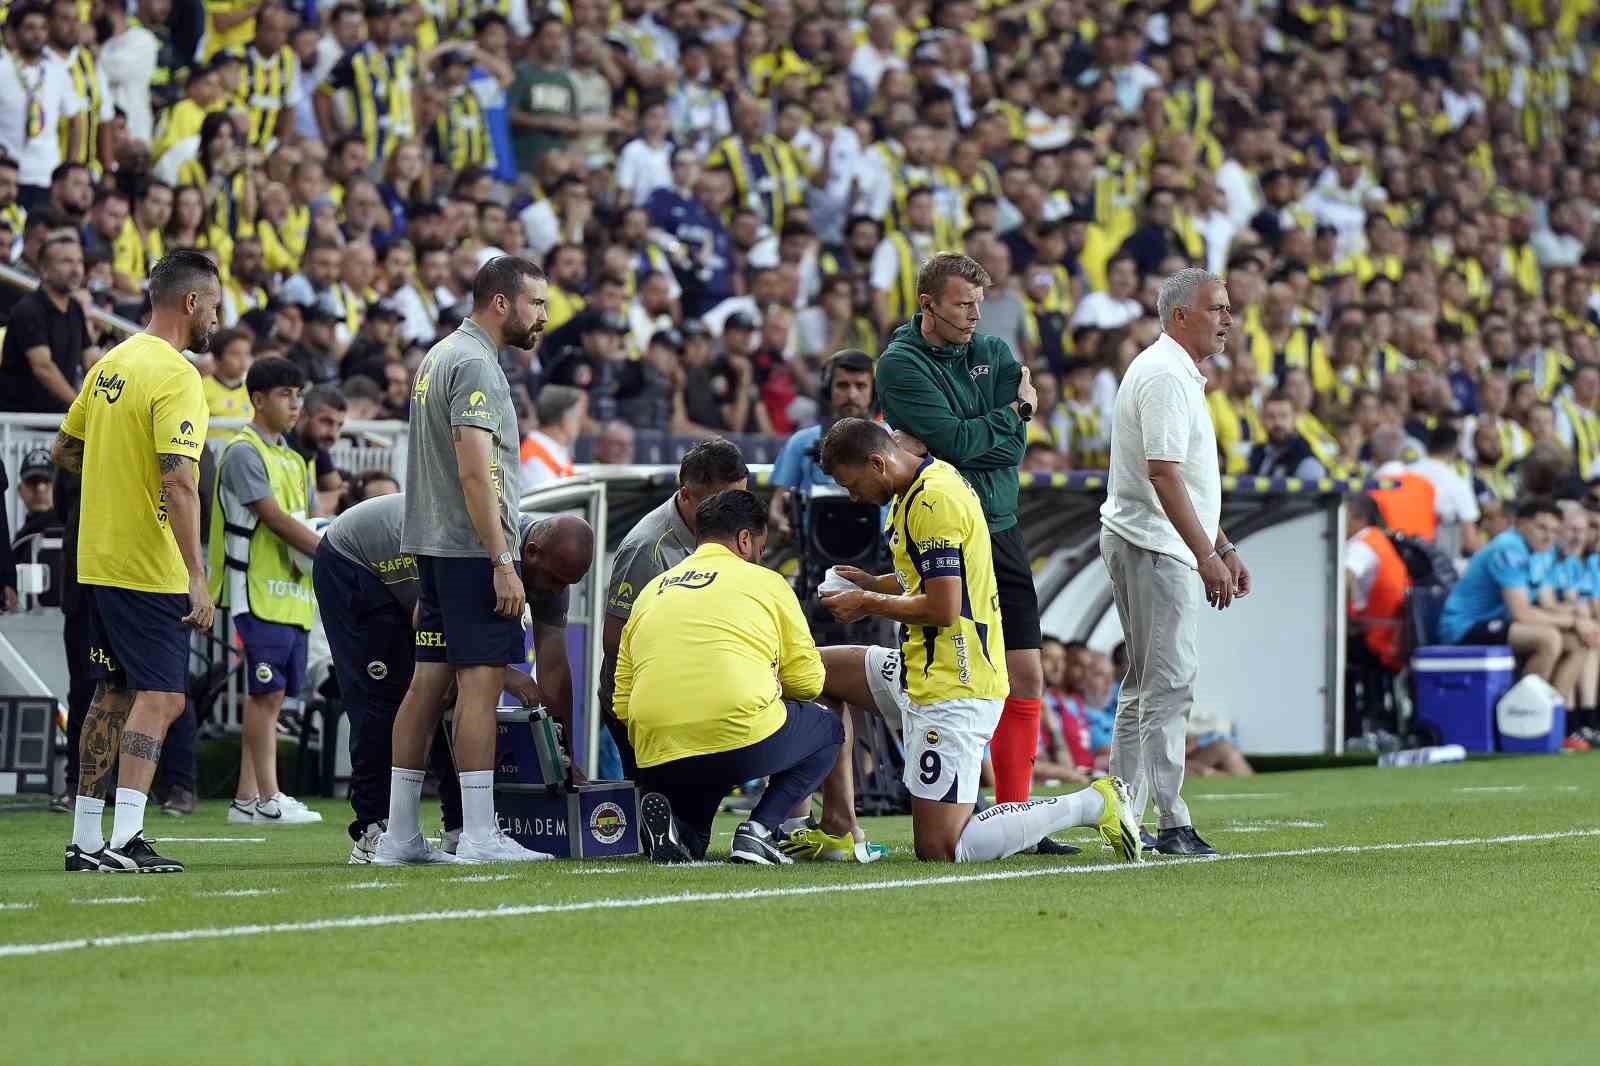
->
xmin=862 ymin=645 xmax=1004 ymax=805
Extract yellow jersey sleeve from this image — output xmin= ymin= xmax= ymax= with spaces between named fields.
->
xmin=152 ymin=366 xmax=209 ymax=460
xmin=62 ymin=382 xmax=88 ymax=440
xmin=904 ymin=482 xmax=969 ymax=586
xmin=770 ymin=574 xmax=824 ymax=702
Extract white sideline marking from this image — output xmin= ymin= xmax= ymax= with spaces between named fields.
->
xmin=154 ymin=838 xmax=267 ymax=844
xmin=1192 ymin=793 xmax=1285 ymax=801
xmin=445 ymin=875 xmax=515 ymax=884
xmin=342 ymin=881 xmax=397 ymax=890
xmin=197 ymin=889 xmax=282 ymax=898
xmin=1455 ymin=786 xmax=1527 ymax=793
xmin=568 ymin=867 xmax=628 ymax=875
xmin=6 ymin=829 xmax=1597 ymax=960
xmin=1223 ymin=820 xmax=1326 ymax=834
xmin=0 ymin=903 xmax=36 ymax=911
xmin=70 ymin=897 xmax=146 ymax=905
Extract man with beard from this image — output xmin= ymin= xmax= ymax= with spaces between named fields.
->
xmin=1247 ymin=390 xmax=1327 ymax=481
xmin=290 ymin=384 xmax=349 ymax=513
xmin=52 ymin=250 xmax=220 ymax=873
xmin=375 ymin=256 xmax=552 ymax=865
xmin=0 ymin=235 xmax=95 ymax=412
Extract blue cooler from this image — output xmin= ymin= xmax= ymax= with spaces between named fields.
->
xmin=1496 ymin=689 xmax=1567 ymax=754
xmin=1410 ymin=645 xmax=1514 ymax=753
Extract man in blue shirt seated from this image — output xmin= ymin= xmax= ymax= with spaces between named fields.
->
xmin=766 ymin=349 xmax=875 ymax=539
xmin=1533 ymin=503 xmax=1600 ymax=712
xmin=1437 ymin=498 xmax=1591 ymax=689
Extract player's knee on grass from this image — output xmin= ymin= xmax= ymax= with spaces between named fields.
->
xmin=911 ymin=798 xmax=968 ymax=863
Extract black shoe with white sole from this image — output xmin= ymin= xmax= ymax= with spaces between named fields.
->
xmin=1151 ymin=826 xmax=1218 ymax=857
xmin=640 ymin=792 xmax=694 ymax=864
xmin=728 ymin=822 xmax=793 ymax=865
xmin=65 ymin=844 xmax=107 ymax=872
xmin=100 ymin=832 xmax=184 ymax=873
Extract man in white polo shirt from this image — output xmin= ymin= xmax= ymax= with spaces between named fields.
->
xmin=1099 ymin=267 xmax=1251 ymax=857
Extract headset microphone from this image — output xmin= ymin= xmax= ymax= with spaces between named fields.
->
xmin=922 ymin=303 xmax=970 ymax=337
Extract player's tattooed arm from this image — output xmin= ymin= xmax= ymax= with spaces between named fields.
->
xmin=77 ymin=682 xmax=134 ymax=800
xmin=51 ymin=431 xmax=84 ymax=473
xmin=159 ymin=453 xmax=188 ymax=473
xmin=120 ymin=730 xmax=164 ymax=762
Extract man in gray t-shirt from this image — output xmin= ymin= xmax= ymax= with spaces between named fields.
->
xmin=402 ymin=317 xmax=522 ymax=560
xmin=380 ymin=257 xmax=567 ymax=865
xmin=599 ymin=440 xmax=750 ymax=775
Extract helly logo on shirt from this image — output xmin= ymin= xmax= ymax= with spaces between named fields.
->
xmin=659 ymin=569 xmax=717 ymax=591
xmin=92 ymin=369 xmax=127 ymax=405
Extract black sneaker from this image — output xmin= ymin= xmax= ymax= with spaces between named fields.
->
xmin=1025 ymin=836 xmax=1083 ymax=856
xmin=161 ymin=787 xmax=196 ymax=817
xmin=65 ymin=843 xmax=107 ymax=872
xmin=640 ymin=792 xmax=694 ymax=864
xmin=1151 ymin=826 xmax=1218 ymax=857
xmin=728 ymin=822 xmax=793 ymax=865
xmin=1140 ymin=829 xmax=1160 ymax=850
xmin=101 ymin=833 xmax=185 ymax=873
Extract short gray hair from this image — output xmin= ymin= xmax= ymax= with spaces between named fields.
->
xmin=1156 ymin=267 xmax=1221 ymax=326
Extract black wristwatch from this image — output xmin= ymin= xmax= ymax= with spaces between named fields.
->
xmin=1016 ymin=400 xmax=1034 ymax=423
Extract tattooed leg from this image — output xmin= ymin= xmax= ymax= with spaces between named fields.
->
xmin=77 ymin=682 xmax=134 ymax=801
xmin=115 ymin=691 xmax=187 ymax=795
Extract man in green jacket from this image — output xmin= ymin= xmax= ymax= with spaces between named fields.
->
xmin=874 ymin=251 xmax=1046 ymax=808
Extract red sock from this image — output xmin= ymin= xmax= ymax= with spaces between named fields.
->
xmin=990 ymin=697 xmax=1042 ymax=804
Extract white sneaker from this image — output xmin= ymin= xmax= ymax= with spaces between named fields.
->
xmin=372 ymin=830 xmax=461 ymax=865
xmin=440 ymin=827 xmax=461 ymax=855
xmin=455 ymin=829 xmax=554 ymax=863
xmin=348 ymin=821 xmax=385 ymax=864
xmin=226 ymin=799 xmax=258 ymax=824
xmin=256 ymin=793 xmax=323 ymax=825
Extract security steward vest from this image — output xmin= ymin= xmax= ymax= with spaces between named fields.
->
xmin=207 ymin=424 xmax=315 ymax=629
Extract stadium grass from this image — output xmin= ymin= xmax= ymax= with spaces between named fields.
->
xmin=2 ymin=756 xmax=1595 ymax=1066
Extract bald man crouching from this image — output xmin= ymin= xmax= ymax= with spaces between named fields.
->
xmin=312 ymin=493 xmax=594 ymax=863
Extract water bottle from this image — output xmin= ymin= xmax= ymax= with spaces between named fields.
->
xmin=1377 ymin=744 xmax=1467 ymax=767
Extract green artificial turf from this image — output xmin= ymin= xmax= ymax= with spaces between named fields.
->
xmin=3 ymin=757 xmax=1596 ymax=1066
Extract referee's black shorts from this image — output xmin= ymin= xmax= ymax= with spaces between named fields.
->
xmin=990 ymin=525 xmax=1042 ymax=651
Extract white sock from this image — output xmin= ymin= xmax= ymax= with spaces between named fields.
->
xmin=779 ymin=815 xmax=811 ymax=836
xmin=72 ymin=796 xmax=106 ymax=852
xmin=109 ymin=788 xmax=147 ymax=850
xmin=459 ymin=770 xmax=496 ymax=841
xmin=953 ymin=788 xmax=1106 ymax=863
xmin=386 ymin=768 xmax=425 ymax=838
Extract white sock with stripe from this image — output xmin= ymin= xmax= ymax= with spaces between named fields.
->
xmin=386 ymin=768 xmax=425 ymax=839
xmin=109 ymin=788 xmax=147 ymax=850
xmin=459 ymin=770 xmax=496 ymax=841
xmin=72 ymin=796 xmax=106 ymax=852
xmin=953 ymin=789 xmax=1105 ymax=863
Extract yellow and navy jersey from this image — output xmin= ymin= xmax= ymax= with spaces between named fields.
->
xmin=257 ymin=202 xmax=308 ymax=275
xmin=432 ymin=85 xmax=495 ymax=171
xmin=177 ymin=159 xmax=255 ymax=239
xmin=60 ymin=333 xmax=209 ymax=595
xmin=705 ymin=133 xmax=804 ymax=233
xmin=1246 ymin=321 xmax=1333 ymax=393
xmin=323 ymin=43 xmax=416 ymax=162
xmin=57 ymin=46 xmax=109 ymax=174
xmin=613 ymin=541 xmax=824 ymax=768
xmin=428 ymin=0 xmax=512 ymax=42
xmin=238 ymin=45 xmax=301 ymax=148
xmin=201 ymin=0 xmax=257 ymax=61
xmin=887 ymin=458 xmax=1008 ymax=705
xmin=1 ymin=201 xmax=28 ymax=241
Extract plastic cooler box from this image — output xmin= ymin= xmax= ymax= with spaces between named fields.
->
xmin=1410 ymin=645 xmax=1514 ymax=753
xmin=1496 ymin=692 xmax=1566 ymax=753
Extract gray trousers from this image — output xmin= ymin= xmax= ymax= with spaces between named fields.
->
xmin=1100 ymin=528 xmax=1199 ymax=830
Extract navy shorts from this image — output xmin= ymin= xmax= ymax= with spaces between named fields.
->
xmin=233 ymin=613 xmax=309 ymax=696
xmin=86 ymin=585 xmax=191 ymax=694
xmin=1457 ymin=619 xmax=1510 ymax=645
xmin=415 ymin=555 xmax=526 ymax=667
xmin=312 ymin=542 xmax=415 ymax=714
